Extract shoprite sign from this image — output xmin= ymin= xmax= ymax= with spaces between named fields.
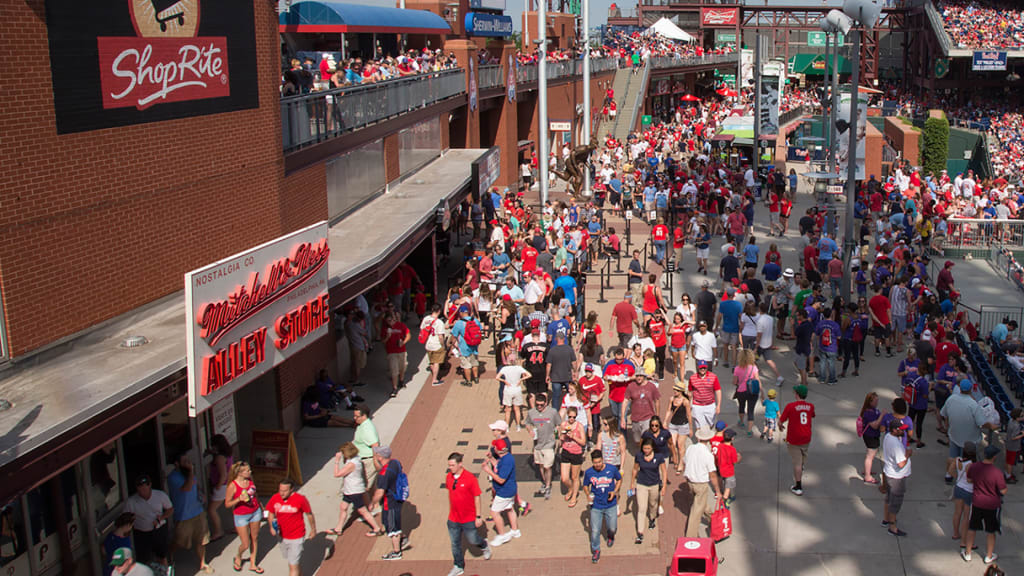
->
xmin=44 ymin=0 xmax=259 ymax=134
xmin=185 ymin=222 xmax=330 ymax=417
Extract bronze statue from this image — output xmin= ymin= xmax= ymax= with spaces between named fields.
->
xmin=552 ymin=130 xmax=598 ymax=198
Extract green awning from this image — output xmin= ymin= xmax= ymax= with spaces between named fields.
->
xmin=787 ymin=53 xmax=852 ymax=76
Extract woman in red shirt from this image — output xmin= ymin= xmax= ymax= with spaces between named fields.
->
xmin=668 ymin=312 xmax=688 ymax=382
xmin=765 ymin=243 xmax=781 ymax=265
xmin=646 ymin=309 xmax=668 ymax=380
xmin=225 ymin=462 xmax=263 ymax=573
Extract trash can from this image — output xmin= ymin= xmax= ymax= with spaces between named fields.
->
xmin=669 ymin=537 xmax=719 ymax=576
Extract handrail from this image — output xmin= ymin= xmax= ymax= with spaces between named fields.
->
xmin=649 ymin=53 xmax=738 ymax=70
xmin=478 ymin=64 xmax=503 ymax=90
xmin=627 ymin=62 xmax=651 ymax=133
xmin=610 ymin=69 xmax=633 ymax=139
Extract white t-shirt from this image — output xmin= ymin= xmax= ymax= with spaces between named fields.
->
xmin=626 ymin=336 xmax=656 ymax=355
xmin=341 ymin=457 xmax=366 ymax=495
xmin=756 ymin=314 xmax=775 ymax=349
xmin=691 ymin=331 xmax=717 ymax=362
xmin=524 ymin=280 xmax=545 ymax=305
xmin=882 ymin=432 xmax=911 ymax=479
xmin=420 ymin=316 xmax=447 ymax=352
xmin=125 ymin=490 xmax=172 ymax=532
xmin=740 ymin=313 xmax=759 ymax=337
xmin=682 ymin=442 xmax=717 ymax=483
xmin=498 ymin=365 xmax=532 ymax=387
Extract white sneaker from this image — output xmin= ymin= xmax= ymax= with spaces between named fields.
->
xmin=510 ymin=529 xmax=521 ymax=538
xmin=776 ymin=376 xmax=785 ymax=386
xmin=447 ymin=567 xmax=465 ymax=576
xmin=489 ymin=532 xmax=512 ymax=547
xmin=483 ymin=546 xmax=492 ymax=560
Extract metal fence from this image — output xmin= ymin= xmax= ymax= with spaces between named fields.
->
xmin=944 ymin=218 xmax=1024 ymax=251
xmin=779 ymin=105 xmax=808 ymax=127
xmin=281 ymin=69 xmax=465 ymax=153
xmin=649 ymin=53 xmax=738 ymax=70
xmin=478 ymin=65 xmax=503 ymax=90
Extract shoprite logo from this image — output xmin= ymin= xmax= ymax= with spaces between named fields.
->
xmin=97 ymin=0 xmax=230 ymax=110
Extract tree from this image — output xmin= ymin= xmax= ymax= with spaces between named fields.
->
xmin=922 ymin=113 xmax=949 ymax=176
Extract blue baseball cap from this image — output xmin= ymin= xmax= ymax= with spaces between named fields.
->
xmin=959 ymin=379 xmax=973 ymax=392
xmin=715 ymin=421 xmax=727 ymax=431
xmin=696 ymin=359 xmax=709 ymax=368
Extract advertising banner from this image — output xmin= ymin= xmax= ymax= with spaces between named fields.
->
xmin=758 ymin=75 xmax=780 ymax=135
xmin=185 ymin=222 xmax=330 ymax=417
xmin=464 ymin=12 xmax=513 ymax=37
xmin=44 ymin=0 xmax=259 ymax=134
xmin=836 ymin=89 xmax=869 ymax=181
xmin=507 ymin=54 xmax=517 ymax=102
xmin=701 ymin=7 xmax=738 ymax=27
xmin=972 ymin=51 xmax=1007 ymax=71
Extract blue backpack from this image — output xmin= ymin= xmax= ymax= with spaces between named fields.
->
xmin=391 ymin=463 xmax=410 ymax=502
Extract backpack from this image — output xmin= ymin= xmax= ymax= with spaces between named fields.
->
xmin=393 ymin=468 xmax=410 ymax=502
xmin=418 ymin=322 xmax=434 ymax=345
xmin=852 ymin=319 xmax=865 ymax=343
xmin=856 ymin=415 xmax=865 ymax=437
xmin=902 ymin=377 xmax=920 ymax=406
xmin=820 ymin=326 xmax=834 ymax=348
xmin=463 ymin=319 xmax=483 ymax=347
xmin=747 ymin=377 xmax=760 ymax=397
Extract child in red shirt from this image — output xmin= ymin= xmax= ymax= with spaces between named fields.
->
xmin=716 ymin=430 xmax=742 ymax=507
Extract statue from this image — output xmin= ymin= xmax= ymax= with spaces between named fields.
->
xmin=552 ymin=124 xmax=598 ymax=198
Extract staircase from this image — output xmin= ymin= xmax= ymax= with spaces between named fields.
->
xmin=609 ymin=63 xmax=649 ymax=143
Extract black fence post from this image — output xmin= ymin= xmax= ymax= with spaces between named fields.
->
xmin=597 ymin=263 xmax=608 ymax=303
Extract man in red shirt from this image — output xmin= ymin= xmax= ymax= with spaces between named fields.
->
xmin=802 ymin=240 xmax=818 ymax=275
xmin=579 ymin=364 xmax=606 ymax=443
xmin=778 ymin=385 xmax=815 ymax=496
xmin=602 ymin=348 xmax=637 ymax=429
xmin=672 ymin=224 xmax=686 ymax=271
xmin=266 ymin=478 xmax=316 ymax=576
xmin=446 ymin=452 xmax=491 ymax=574
xmin=768 ymin=190 xmax=781 ymax=236
xmin=868 ymin=284 xmax=894 ymax=357
xmin=688 ymin=360 xmax=721 ymax=429
xmin=651 ymin=218 xmax=669 ymax=265
xmin=934 ymin=331 xmax=961 ymax=371
xmin=610 ymin=293 xmax=639 ymax=349
xmin=522 ymin=244 xmax=539 ymax=274
xmin=384 ymin=310 xmax=410 ymax=397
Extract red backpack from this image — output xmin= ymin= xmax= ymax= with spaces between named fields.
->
xmin=463 ymin=320 xmax=483 ymax=347
xmin=418 ymin=323 xmax=434 ymax=345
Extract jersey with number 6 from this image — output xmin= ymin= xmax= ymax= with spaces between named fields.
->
xmin=779 ymin=400 xmax=815 ymax=445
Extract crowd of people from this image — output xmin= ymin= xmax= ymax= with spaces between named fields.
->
xmin=940 ymin=0 xmax=1024 ymax=49
xmin=282 ymin=49 xmax=460 ymax=95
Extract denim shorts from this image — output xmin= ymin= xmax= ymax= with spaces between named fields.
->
xmin=233 ymin=508 xmax=262 ymax=527
xmin=670 ymin=345 xmax=686 ymax=353
xmin=953 ymin=486 xmax=973 ymax=506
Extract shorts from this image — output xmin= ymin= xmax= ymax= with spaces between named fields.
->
xmin=873 ymin=324 xmax=891 ymax=339
xmin=757 ymin=347 xmax=772 ymax=360
xmin=692 ymin=403 xmax=717 ymax=429
xmin=953 ymin=486 xmax=973 ymax=506
xmin=280 ymin=538 xmax=304 ymax=566
xmin=491 ymin=495 xmax=515 ymax=512
xmin=863 ymin=435 xmax=880 ymax=449
xmin=630 ymin=419 xmax=651 ymax=444
xmin=233 ymin=509 xmax=262 ymax=528
xmin=720 ymin=331 xmax=739 ymax=345
xmin=211 ymin=484 xmax=227 ymax=502
xmin=342 ymin=492 xmax=366 ymax=507
xmin=534 ymin=447 xmax=555 ymax=468
xmin=502 ymin=386 xmax=525 ymax=407
xmin=175 ymin=514 xmax=210 ymax=549
xmin=670 ymin=345 xmax=686 ymax=353
xmin=669 ymin=423 xmax=690 ymax=437
xmin=460 ymin=354 xmax=479 ymax=370
xmin=741 ymin=337 xmax=757 ymax=350
xmin=350 ymin=347 xmax=367 ymax=371
xmin=363 ymin=457 xmax=379 ymax=491
xmin=786 ymin=443 xmax=809 ymax=469
xmin=723 ymin=476 xmax=736 ymax=491
xmin=764 ymin=417 xmax=776 ymax=431
xmin=884 ymin=476 xmax=907 ymax=514
xmin=948 ymin=442 xmax=964 ymax=459
xmin=969 ymin=506 xmax=1001 ymax=533
xmin=696 ymin=247 xmax=710 ymax=259
xmin=382 ymin=503 xmax=403 ymax=536
xmin=525 ymin=377 xmax=547 ymax=396
xmin=388 ymin=352 xmax=407 ymax=378
xmin=769 ymin=212 xmax=779 ymax=225
xmin=428 ymin=348 xmax=446 ymax=364
xmin=560 ymin=450 xmax=584 ymax=466
xmin=133 ymin=525 xmax=169 ymax=563
xmin=893 ymin=314 xmax=907 ymax=333
xmin=794 ymin=352 xmax=809 ymax=368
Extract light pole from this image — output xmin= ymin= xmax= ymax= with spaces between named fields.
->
xmin=538 ymin=3 xmax=549 ymax=204
xmin=582 ymin=0 xmax=591 ymax=197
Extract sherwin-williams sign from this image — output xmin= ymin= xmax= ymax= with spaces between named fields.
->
xmin=185 ymin=222 xmax=330 ymax=416
xmin=44 ymin=0 xmax=259 ymax=133
xmin=465 ymin=12 xmax=513 ymax=37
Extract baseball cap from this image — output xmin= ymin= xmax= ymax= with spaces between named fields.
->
xmin=502 ymin=294 xmax=512 ymax=301
xmin=783 ymin=268 xmax=794 ymax=278
xmin=728 ymin=246 xmax=735 ymax=253
xmin=715 ymin=421 xmax=727 ymax=431
xmin=767 ymin=388 xmax=777 ymax=398
xmin=723 ymin=429 xmax=737 ymax=440
xmin=372 ymin=445 xmax=392 ymax=458
xmin=959 ymin=379 xmax=973 ymax=392
xmin=887 ymin=419 xmax=909 ymax=432
xmin=945 ymin=260 xmax=955 ymax=268
xmin=985 ymin=445 xmax=1001 ymax=459
xmin=110 ymin=548 xmax=134 ymax=567
xmin=696 ymin=359 xmax=709 ymax=368
xmin=793 ymin=385 xmax=808 ymax=398
xmin=740 ymin=283 xmax=748 ymax=291
xmin=530 ymin=318 xmax=541 ymax=329
xmin=560 ymin=266 xmax=569 ymax=272
xmin=135 ymin=475 xmax=152 ymax=486
xmin=584 ymin=363 xmax=595 ymax=372
xmin=488 ymin=420 xmax=509 ymax=432
xmin=459 ymin=305 xmax=470 ymax=314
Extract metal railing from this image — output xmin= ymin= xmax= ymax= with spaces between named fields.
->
xmin=923 ymin=0 xmax=952 ymax=55
xmin=779 ymin=105 xmax=808 ymax=127
xmin=627 ymin=62 xmax=651 ymax=133
xmin=944 ymin=218 xmax=1024 ymax=250
xmin=991 ymin=245 xmax=1024 ymax=296
xmin=281 ymin=69 xmax=465 ymax=153
xmin=649 ymin=53 xmax=738 ymax=70
xmin=478 ymin=65 xmax=503 ymax=90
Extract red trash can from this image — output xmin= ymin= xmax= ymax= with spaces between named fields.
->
xmin=669 ymin=537 xmax=719 ymax=576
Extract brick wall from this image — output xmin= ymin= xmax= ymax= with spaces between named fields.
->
xmin=0 ymin=1 xmax=286 ymax=357
xmin=384 ymin=134 xmax=401 ymax=184
xmin=280 ymin=164 xmax=328 ymax=234
xmin=884 ymin=117 xmax=922 ymax=166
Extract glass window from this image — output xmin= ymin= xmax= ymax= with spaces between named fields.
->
xmin=326 ymin=139 xmax=385 ymax=222
xmin=398 ymin=117 xmax=441 ymax=178
xmin=0 ymin=499 xmax=28 ymax=572
xmin=161 ymin=402 xmax=193 ymax=468
xmin=88 ymin=443 xmax=122 ymax=523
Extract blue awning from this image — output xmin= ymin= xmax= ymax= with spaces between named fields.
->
xmin=279 ymin=1 xmax=451 ymax=34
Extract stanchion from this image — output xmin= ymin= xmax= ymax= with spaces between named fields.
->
xmin=625 ymin=217 xmax=632 ymax=251
xmin=597 ymin=262 xmax=608 ymax=303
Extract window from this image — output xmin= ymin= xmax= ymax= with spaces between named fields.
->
xmin=0 ymin=499 xmax=28 ymax=572
xmin=87 ymin=443 xmax=122 ymax=523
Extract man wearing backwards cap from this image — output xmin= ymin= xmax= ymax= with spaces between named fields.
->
xmin=881 ymin=419 xmax=912 ymax=537
xmin=482 ymin=426 xmax=521 ymax=548
xmin=962 ymin=444 xmax=1008 ymax=564
xmin=681 ymin=427 xmax=721 ymax=538
xmin=109 ymin=547 xmax=154 ymax=575
xmin=941 ymin=379 xmax=999 ymax=483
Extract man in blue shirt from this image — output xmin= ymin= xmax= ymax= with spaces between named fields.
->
xmin=451 ymin=307 xmax=481 ymax=386
xmin=553 ymin=267 xmax=578 ymax=308
xmin=583 ymin=450 xmax=621 ymax=563
xmin=717 ymin=289 xmax=743 ymax=367
xmin=815 ymin=308 xmax=840 ymax=385
xmin=816 ymin=233 xmax=838 ymax=274
xmin=483 ymin=437 xmax=520 ymax=547
xmin=166 ymin=452 xmax=212 ymax=572
xmin=762 ymin=260 xmax=781 ymax=282
xmin=743 ymin=236 xmax=760 ymax=269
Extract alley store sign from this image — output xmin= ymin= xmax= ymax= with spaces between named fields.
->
xmin=44 ymin=0 xmax=259 ymax=134
xmin=185 ymin=222 xmax=330 ymax=416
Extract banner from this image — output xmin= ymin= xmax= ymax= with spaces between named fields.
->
xmin=507 ymin=54 xmax=517 ymax=102
xmin=758 ymin=75 xmax=780 ymax=135
xmin=972 ymin=51 xmax=1007 ymax=72
xmin=836 ymin=88 xmax=868 ymax=181
xmin=44 ymin=0 xmax=258 ymax=134
xmin=701 ymin=7 xmax=738 ymax=27
xmin=469 ymin=58 xmax=478 ymax=111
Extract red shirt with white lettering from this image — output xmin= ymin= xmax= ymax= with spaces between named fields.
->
xmin=384 ymin=321 xmax=409 ymax=354
xmin=266 ymin=492 xmax=311 ymax=540
xmin=652 ymin=224 xmax=669 ymax=242
xmin=446 ymin=470 xmax=482 ymax=523
xmin=522 ymin=246 xmax=539 ymax=273
xmin=779 ymin=400 xmax=816 ymax=445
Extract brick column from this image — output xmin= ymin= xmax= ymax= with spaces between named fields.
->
xmin=444 ymin=39 xmax=481 ymax=148
xmin=495 ymin=42 xmax=519 ymax=190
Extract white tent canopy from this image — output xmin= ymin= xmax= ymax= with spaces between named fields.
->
xmin=647 ymin=17 xmax=695 ymax=42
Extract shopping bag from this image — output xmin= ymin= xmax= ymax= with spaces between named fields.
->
xmin=710 ymin=502 xmax=732 ymax=542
